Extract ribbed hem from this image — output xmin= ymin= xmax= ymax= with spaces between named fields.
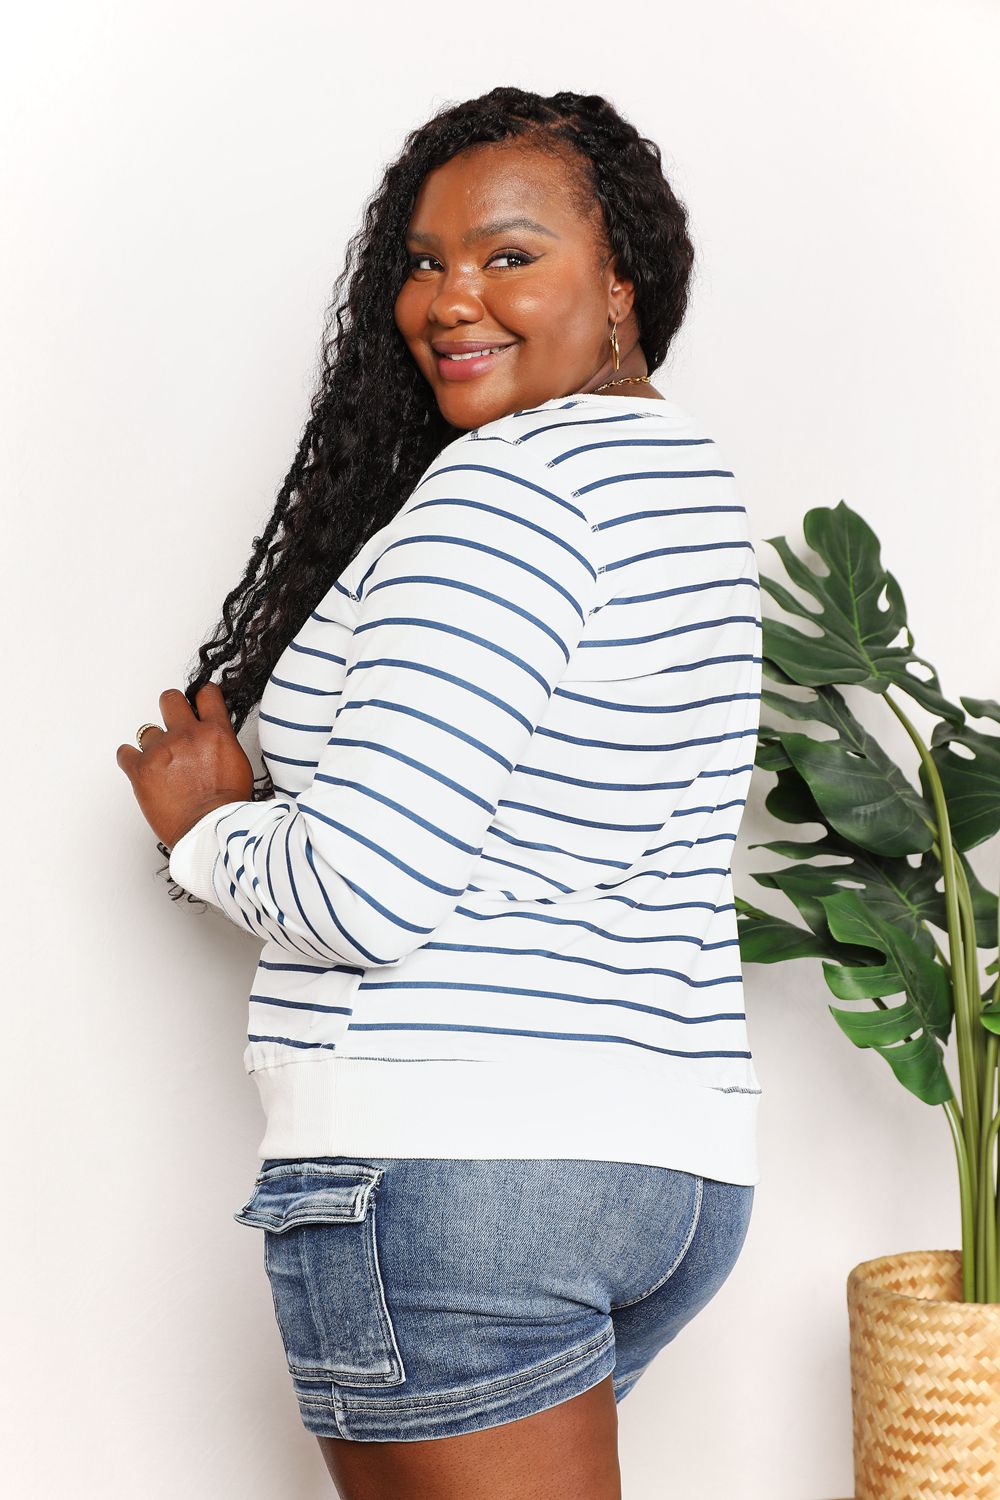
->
xmin=248 ymin=1053 xmax=761 ymax=1186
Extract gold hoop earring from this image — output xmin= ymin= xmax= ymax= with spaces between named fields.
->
xmin=609 ymin=321 xmax=621 ymax=372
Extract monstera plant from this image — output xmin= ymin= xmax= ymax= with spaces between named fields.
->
xmin=736 ymin=501 xmax=1000 ymax=1302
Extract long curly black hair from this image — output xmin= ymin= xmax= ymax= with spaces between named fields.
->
xmin=159 ymin=85 xmax=696 ymax=903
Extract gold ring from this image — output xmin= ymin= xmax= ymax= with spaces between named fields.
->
xmin=136 ymin=722 xmax=160 ymax=749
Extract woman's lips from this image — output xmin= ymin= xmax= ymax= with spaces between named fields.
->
xmin=434 ymin=344 xmax=515 ymax=382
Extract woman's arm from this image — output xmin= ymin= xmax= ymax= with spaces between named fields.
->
xmin=168 ymin=436 xmax=600 ymax=968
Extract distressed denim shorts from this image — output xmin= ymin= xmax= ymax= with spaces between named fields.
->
xmin=232 ymin=1155 xmax=754 ymax=1443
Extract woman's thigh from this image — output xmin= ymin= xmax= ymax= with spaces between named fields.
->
xmin=317 ymin=1372 xmax=623 ymax=1500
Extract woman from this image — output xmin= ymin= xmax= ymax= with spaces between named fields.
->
xmin=117 ymin=87 xmax=762 ymax=1499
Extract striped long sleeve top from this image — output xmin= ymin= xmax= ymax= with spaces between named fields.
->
xmin=168 ymin=392 xmax=764 ymax=1185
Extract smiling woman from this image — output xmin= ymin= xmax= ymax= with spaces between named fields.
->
xmin=123 ymin=87 xmax=761 ymax=1498
xmin=395 ymin=144 xmax=661 ymax=421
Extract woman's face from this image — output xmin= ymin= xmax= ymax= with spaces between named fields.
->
xmin=394 ymin=141 xmax=639 ymax=429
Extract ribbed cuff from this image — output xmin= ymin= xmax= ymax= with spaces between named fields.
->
xmin=167 ymin=800 xmax=249 ymax=905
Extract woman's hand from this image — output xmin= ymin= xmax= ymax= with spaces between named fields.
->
xmin=116 ymin=682 xmax=257 ymax=849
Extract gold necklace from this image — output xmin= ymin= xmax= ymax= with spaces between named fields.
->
xmin=592 ymin=374 xmax=654 ymax=393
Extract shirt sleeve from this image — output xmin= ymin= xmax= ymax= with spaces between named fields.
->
xmin=167 ymin=434 xmax=601 ymax=967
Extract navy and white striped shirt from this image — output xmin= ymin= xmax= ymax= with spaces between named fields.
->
xmin=169 ymin=392 xmax=764 ymax=1184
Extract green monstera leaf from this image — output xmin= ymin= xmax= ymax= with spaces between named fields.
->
xmin=746 ymin=766 xmax=998 ymax=954
xmin=737 ymin=741 xmax=946 ymax=965
xmin=734 ymin=897 xmax=834 ymax=964
xmin=751 ymin=678 xmax=998 ymax=949
xmin=959 ymin=697 xmax=1000 ymax=726
xmin=925 ymin=699 xmax=1000 ymax=852
xmin=760 ymin=682 xmax=934 ymax=856
xmin=751 ymin=837 xmax=947 ymax=948
xmin=760 ymin=754 xmax=817 ymax=821
xmin=819 ymin=889 xmax=954 ymax=1105
xmin=955 ymin=848 xmax=1000 ymax=949
xmin=759 ymin=501 xmax=964 ymax=726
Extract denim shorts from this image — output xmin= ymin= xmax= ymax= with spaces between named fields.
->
xmin=232 ymin=1155 xmax=754 ymax=1442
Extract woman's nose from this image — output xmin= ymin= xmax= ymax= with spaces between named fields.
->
xmin=426 ymin=265 xmax=487 ymax=324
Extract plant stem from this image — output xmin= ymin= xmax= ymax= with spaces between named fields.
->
xmin=996 ymin=1103 xmax=1000 ymax=1303
xmin=943 ymin=1096 xmax=977 ymax=1300
xmin=884 ymin=691 xmax=980 ymax=1296
xmin=957 ymin=860 xmax=987 ymax=1076
xmin=984 ymin=877 xmax=1000 ymax=1301
xmin=983 ymin=1036 xmax=1000 ymax=1301
xmin=927 ymin=839 xmax=981 ymax=1183
xmin=952 ymin=855 xmax=991 ymax=1299
xmin=931 ymin=935 xmax=951 ymax=975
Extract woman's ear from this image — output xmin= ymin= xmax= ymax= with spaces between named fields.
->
xmin=604 ymin=256 xmax=636 ymax=322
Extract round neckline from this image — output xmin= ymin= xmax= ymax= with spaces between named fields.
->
xmin=538 ymin=390 xmax=667 ymax=407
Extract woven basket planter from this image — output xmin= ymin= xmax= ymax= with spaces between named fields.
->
xmin=847 ymin=1249 xmax=1000 ymax=1498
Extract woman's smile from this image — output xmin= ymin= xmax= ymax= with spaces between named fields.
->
xmin=433 ymin=341 xmax=517 ymax=381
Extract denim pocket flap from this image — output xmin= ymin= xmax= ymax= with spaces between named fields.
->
xmin=232 ymin=1161 xmax=381 ymax=1232
xmin=229 ymin=1160 xmax=405 ymax=1388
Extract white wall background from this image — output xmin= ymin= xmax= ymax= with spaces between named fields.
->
xmin=5 ymin=1 xmax=998 ymax=1495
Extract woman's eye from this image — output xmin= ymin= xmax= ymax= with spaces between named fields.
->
xmin=406 ymin=250 xmax=534 ymax=272
xmin=489 ymin=250 xmax=533 ymax=269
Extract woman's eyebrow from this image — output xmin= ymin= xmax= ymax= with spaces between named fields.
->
xmin=406 ymin=217 xmax=560 ymax=246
